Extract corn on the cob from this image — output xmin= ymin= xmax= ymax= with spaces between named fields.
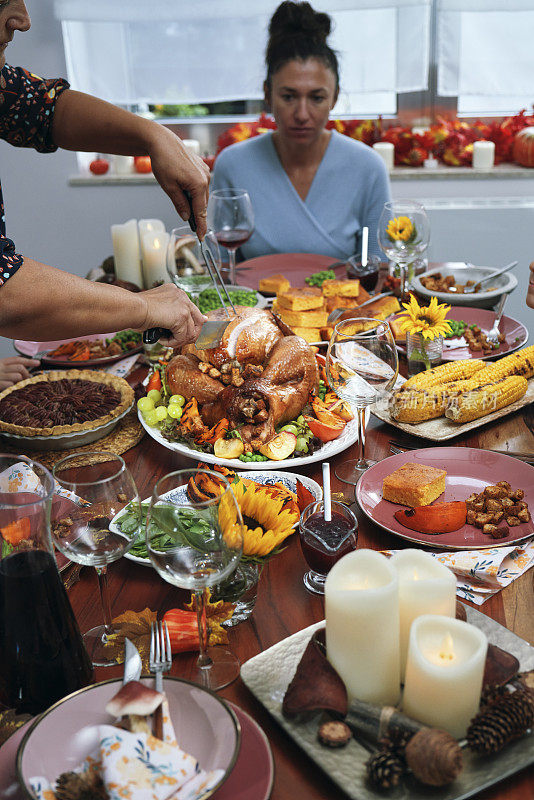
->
xmin=401 ymin=359 xmax=485 ymax=392
xmin=469 ymin=345 xmax=534 ymax=386
xmin=445 ymin=375 xmax=528 ymax=424
xmin=390 ymin=377 xmax=481 ymax=423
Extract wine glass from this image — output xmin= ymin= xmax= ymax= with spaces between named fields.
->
xmin=166 ymin=224 xmax=220 ymax=297
xmin=378 ymin=200 xmax=430 ymax=299
xmin=208 ymin=188 xmax=254 ymax=284
xmin=146 ymin=469 xmax=243 ymax=690
xmin=52 ymin=453 xmax=141 ymax=667
xmin=326 ymin=318 xmax=399 ymax=484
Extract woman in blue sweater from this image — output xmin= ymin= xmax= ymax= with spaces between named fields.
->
xmin=211 ymin=1 xmax=391 ymax=262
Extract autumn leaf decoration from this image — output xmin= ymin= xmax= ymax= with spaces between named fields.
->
xmin=103 ymin=594 xmax=234 ymax=671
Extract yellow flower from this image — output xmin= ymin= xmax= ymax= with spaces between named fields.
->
xmin=387 ymin=216 xmax=415 ymax=242
xmin=397 ymin=295 xmax=452 ymax=341
xmin=228 ymin=479 xmax=298 ymax=558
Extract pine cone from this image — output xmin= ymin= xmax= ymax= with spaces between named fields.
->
xmin=467 ymin=689 xmax=534 ymax=755
xmin=479 ymin=683 xmax=508 ymax=710
xmin=378 ymin=727 xmax=413 ymax=760
xmin=55 ymin=770 xmax=108 ymax=800
xmin=366 ymin=750 xmax=405 ymax=791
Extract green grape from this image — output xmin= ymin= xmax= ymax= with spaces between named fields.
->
xmin=296 ymin=415 xmax=305 ymax=425
xmin=169 ymin=394 xmax=185 ymax=406
xmin=155 ymin=406 xmax=168 ymax=422
xmin=147 ymin=389 xmax=162 ymax=403
xmin=296 ymin=437 xmax=308 ymax=452
xmin=137 ymin=397 xmax=154 ymax=413
xmin=280 ymin=424 xmax=299 ymax=435
xmin=143 ymin=410 xmax=159 ymax=427
xmin=167 ymin=405 xmax=183 ymax=420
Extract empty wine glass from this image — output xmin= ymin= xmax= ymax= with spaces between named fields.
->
xmin=166 ymin=225 xmax=220 ymax=296
xmin=52 ymin=453 xmax=141 ymax=667
xmin=146 ymin=469 xmax=243 ymax=691
xmin=208 ymin=188 xmax=254 ymax=284
xmin=378 ymin=200 xmax=430 ymax=299
xmin=326 ymin=318 xmax=399 ymax=484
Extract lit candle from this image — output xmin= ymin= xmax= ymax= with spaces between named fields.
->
xmin=325 ymin=549 xmax=400 ymax=705
xmin=472 ymin=140 xmax=495 ymax=171
xmin=141 ymin=231 xmax=171 ymax=289
xmin=402 ymin=615 xmax=487 ymax=738
xmin=391 ymin=549 xmax=456 ymax=680
xmin=372 ymin=142 xmax=395 ymax=171
xmin=111 ymin=219 xmax=143 ymax=288
xmin=138 ymin=219 xmax=166 ymax=236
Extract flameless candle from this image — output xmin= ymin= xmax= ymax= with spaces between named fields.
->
xmin=111 ymin=219 xmax=143 ymax=288
xmin=472 ymin=140 xmax=495 ymax=171
xmin=372 ymin=142 xmax=394 ymax=170
xmin=183 ymin=139 xmax=200 ymax=156
xmin=141 ymin=231 xmax=170 ymax=289
xmin=111 ymin=155 xmax=134 ymax=175
xmin=391 ymin=550 xmax=456 ymax=679
xmin=138 ymin=219 xmax=166 ymax=236
xmin=402 ymin=615 xmax=487 ymax=738
xmin=325 ymin=549 xmax=400 ymax=705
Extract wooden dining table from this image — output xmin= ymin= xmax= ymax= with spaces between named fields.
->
xmin=59 ymin=349 xmax=534 ymax=800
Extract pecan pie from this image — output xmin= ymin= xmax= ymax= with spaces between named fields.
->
xmin=0 ymin=370 xmax=134 ymax=437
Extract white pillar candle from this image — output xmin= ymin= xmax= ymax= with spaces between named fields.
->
xmin=391 ymin=550 xmax=456 ymax=680
xmin=138 ymin=219 xmax=166 ymax=236
xmin=111 ymin=155 xmax=134 ymax=175
xmin=372 ymin=142 xmax=395 ymax=171
xmin=472 ymin=140 xmax=495 ymax=171
xmin=402 ymin=615 xmax=487 ymax=738
xmin=183 ymin=139 xmax=200 ymax=156
xmin=325 ymin=549 xmax=400 ymax=705
xmin=141 ymin=231 xmax=170 ymax=289
xmin=111 ymin=219 xmax=143 ymax=288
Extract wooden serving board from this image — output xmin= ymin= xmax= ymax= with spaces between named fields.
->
xmin=371 ymin=377 xmax=534 ymax=441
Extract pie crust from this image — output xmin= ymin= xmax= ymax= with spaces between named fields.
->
xmin=0 ymin=370 xmax=134 ymax=437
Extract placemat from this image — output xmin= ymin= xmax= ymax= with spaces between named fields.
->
xmin=0 ymin=410 xmax=144 ymax=469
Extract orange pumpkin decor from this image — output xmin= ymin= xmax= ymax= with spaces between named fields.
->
xmin=513 ymin=127 xmax=534 ymax=167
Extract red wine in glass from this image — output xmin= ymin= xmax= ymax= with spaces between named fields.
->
xmin=215 ymin=228 xmax=252 ymax=250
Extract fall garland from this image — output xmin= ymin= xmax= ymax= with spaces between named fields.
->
xmin=214 ymin=109 xmax=534 ymax=167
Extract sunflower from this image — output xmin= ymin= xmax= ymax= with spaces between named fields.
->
xmin=223 ymin=479 xmax=299 ymax=559
xmin=386 ymin=216 xmax=415 ymax=243
xmin=397 ymin=295 xmax=452 ymax=341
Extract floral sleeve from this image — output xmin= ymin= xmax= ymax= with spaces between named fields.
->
xmin=0 ymin=65 xmax=70 ymax=285
xmin=0 ymin=64 xmax=70 ymax=151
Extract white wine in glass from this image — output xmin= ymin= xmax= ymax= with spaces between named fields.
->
xmin=326 ymin=318 xmax=399 ymax=484
xmin=146 ymin=469 xmax=243 ymax=691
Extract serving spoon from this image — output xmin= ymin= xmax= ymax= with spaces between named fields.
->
xmin=459 ymin=260 xmax=518 ymax=294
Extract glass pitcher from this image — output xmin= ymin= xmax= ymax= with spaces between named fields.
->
xmin=0 ymin=454 xmax=92 ymax=714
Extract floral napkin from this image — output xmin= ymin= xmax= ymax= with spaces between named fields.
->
xmin=383 ymin=538 xmax=534 ymax=604
xmin=30 ymin=699 xmax=224 ymax=800
xmin=105 ymin=353 xmax=141 ymax=379
xmin=0 ymin=461 xmax=90 ymax=507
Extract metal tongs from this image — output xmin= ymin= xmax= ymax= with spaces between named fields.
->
xmin=143 ymin=193 xmax=236 ymax=349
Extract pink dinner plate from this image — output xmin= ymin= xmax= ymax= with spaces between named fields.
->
xmin=356 ymin=447 xmax=534 ymax=550
xmin=2 ymin=703 xmax=272 ymax=800
xmin=13 ymin=332 xmax=142 ymax=368
xmin=236 ymin=252 xmax=347 ymax=292
xmin=17 ymin=677 xmax=240 ymax=798
xmin=393 ymin=306 xmax=528 ymax=362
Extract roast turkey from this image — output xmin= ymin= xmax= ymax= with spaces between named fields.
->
xmin=166 ymin=307 xmax=319 ymax=446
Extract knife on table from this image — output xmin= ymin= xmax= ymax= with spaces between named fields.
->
xmin=123 ymin=637 xmax=142 ymax=685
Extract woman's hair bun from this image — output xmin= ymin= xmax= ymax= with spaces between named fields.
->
xmin=269 ymin=1 xmax=331 ymax=44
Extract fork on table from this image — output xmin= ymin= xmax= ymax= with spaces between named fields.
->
xmin=389 ymin=440 xmax=534 ymax=464
xmin=150 ymin=621 xmax=172 ymax=738
xmin=485 ymin=293 xmax=507 ymax=346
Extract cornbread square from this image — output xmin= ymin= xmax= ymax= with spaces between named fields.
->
xmin=291 ymin=326 xmax=322 ymax=343
xmin=324 ymin=287 xmax=372 ymax=312
xmin=382 ymin=463 xmax=446 ymax=507
xmin=277 ymin=287 xmax=324 ymax=311
xmin=279 ymin=306 xmax=329 ymax=327
xmin=321 ymin=279 xmax=360 ymax=298
xmin=259 ymin=274 xmax=290 ymax=294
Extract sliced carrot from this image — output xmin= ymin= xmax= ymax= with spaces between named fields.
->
xmin=394 ymin=501 xmax=467 ymax=534
xmin=1 ymin=517 xmax=31 ymax=545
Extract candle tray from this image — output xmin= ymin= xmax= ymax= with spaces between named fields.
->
xmin=241 ymin=606 xmax=534 ymax=800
